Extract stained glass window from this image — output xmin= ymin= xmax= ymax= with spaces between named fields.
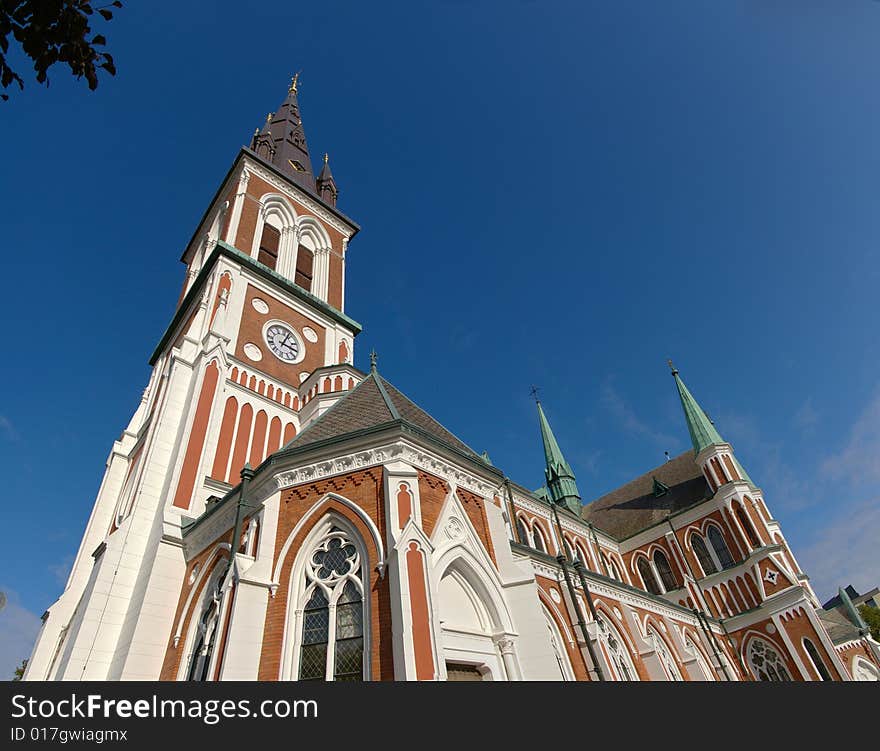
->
xmin=295 ymin=523 xmax=365 ymax=681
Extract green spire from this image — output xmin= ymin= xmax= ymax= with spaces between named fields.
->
xmin=839 ymin=587 xmax=869 ymax=633
xmin=668 ymin=361 xmax=724 ymax=455
xmin=535 ymin=397 xmax=582 ymax=515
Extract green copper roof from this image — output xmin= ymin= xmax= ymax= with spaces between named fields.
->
xmin=670 ymin=367 xmax=725 ymax=455
xmin=839 ymin=586 xmax=869 ymax=632
xmin=536 ymin=401 xmax=582 ymax=515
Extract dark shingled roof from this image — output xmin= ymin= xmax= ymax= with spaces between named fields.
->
xmin=581 ymin=450 xmax=712 ymax=539
xmin=818 ymin=608 xmax=862 ymax=645
xmin=280 ymin=371 xmax=482 ymax=461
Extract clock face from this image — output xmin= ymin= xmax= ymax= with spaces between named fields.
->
xmin=265 ymin=323 xmax=300 ymax=362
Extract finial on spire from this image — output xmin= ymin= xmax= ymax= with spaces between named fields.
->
xmin=324 ymin=152 xmax=329 ymax=164
xmin=667 ymin=358 xmax=679 ymax=376
xmin=266 ymin=112 xmax=273 ymax=124
xmin=529 ymin=385 xmax=541 ymax=404
xmin=289 ymin=71 xmax=300 ymax=93
xmin=370 ymin=349 xmax=378 ymax=371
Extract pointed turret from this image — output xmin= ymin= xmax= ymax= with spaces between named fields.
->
xmin=668 ymin=360 xmax=754 ymax=491
xmin=535 ymin=398 xmax=582 ymax=515
xmin=249 ymin=73 xmax=316 ymax=193
xmin=316 ymin=153 xmax=338 ymax=206
xmin=668 ymin=360 xmax=724 ymax=455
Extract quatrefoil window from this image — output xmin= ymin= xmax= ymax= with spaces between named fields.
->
xmin=308 ymin=527 xmax=359 ymax=583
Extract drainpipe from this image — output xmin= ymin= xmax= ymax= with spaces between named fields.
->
xmin=693 ymin=609 xmax=731 ymax=681
xmin=666 ymin=518 xmax=733 ymax=681
xmin=552 ymin=505 xmax=605 ymax=681
xmin=504 ymin=478 xmax=522 ymax=545
xmin=588 ymin=522 xmax=609 ymax=577
xmin=226 ymin=463 xmax=255 ymax=580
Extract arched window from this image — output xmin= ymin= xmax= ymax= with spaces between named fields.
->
xmin=575 ymin=543 xmax=589 ymax=568
xmin=803 ymin=639 xmax=831 ymax=681
xmin=637 ymin=556 xmax=661 ymax=595
xmin=707 ymin=525 xmax=734 ymax=569
xmin=735 ymin=504 xmax=760 ymax=548
xmin=603 ymin=554 xmax=621 ymax=582
xmin=691 ymin=534 xmax=717 ymax=576
xmin=186 ymin=570 xmax=225 ymax=682
xmin=515 ymin=517 xmax=530 ymax=546
xmin=653 ymin=550 xmax=678 ymax=592
xmin=684 ymin=637 xmax=716 ymax=681
xmin=747 ymin=638 xmax=791 ymax=681
xmin=597 ymin=615 xmax=639 ymax=681
xmin=294 ymin=524 xmax=365 ymax=681
xmin=648 ymin=628 xmax=682 ymax=680
xmin=853 ymin=656 xmax=880 ymax=681
xmin=563 ymin=539 xmax=574 ymax=561
xmin=295 ymin=245 xmax=314 ymax=291
xmin=532 ymin=524 xmax=546 ymax=554
xmin=257 ymin=224 xmax=281 ymax=271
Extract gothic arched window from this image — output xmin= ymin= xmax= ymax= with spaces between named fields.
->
xmin=747 ymin=638 xmax=791 ymax=681
xmin=653 ymin=550 xmax=678 ymax=592
xmin=735 ymin=504 xmax=760 ymax=548
xmin=648 ymin=628 xmax=682 ymax=681
xmin=187 ymin=570 xmax=225 ymax=682
xmin=691 ymin=534 xmax=717 ymax=576
xmin=707 ymin=525 xmax=734 ymax=569
xmin=532 ymin=524 xmax=547 ymax=555
xmin=803 ymin=639 xmax=831 ymax=681
xmin=684 ymin=637 xmax=716 ymax=681
xmin=294 ymin=523 xmax=365 ymax=681
xmin=597 ymin=616 xmax=639 ymax=681
xmin=515 ymin=517 xmax=530 ymax=547
xmin=637 ymin=556 xmax=661 ymax=596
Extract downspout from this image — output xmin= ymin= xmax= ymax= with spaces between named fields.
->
xmin=504 ymin=478 xmax=522 ymax=545
xmin=666 ymin=518 xmax=734 ymax=681
xmin=588 ymin=522 xmax=609 ymax=577
xmin=552 ymin=505 xmax=605 ymax=681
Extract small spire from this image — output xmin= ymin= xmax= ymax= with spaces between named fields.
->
xmin=370 ymin=349 xmax=378 ymax=371
xmin=324 ymin=152 xmax=329 ymax=164
xmin=535 ymin=399 xmax=582 ymax=515
xmin=289 ymin=71 xmax=300 ymax=93
xmin=670 ymin=363 xmax=724 ymax=455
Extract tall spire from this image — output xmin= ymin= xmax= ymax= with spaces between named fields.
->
xmin=534 ymin=394 xmax=582 ymax=515
xmin=249 ymin=73 xmax=316 ymax=193
xmin=668 ymin=360 xmax=724 ymax=455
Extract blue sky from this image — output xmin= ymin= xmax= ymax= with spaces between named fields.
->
xmin=1 ymin=1 xmax=879 ymax=677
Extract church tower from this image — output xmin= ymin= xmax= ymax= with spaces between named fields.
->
xmin=25 ymin=76 xmax=363 ymax=680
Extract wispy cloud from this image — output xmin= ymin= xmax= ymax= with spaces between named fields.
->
xmin=794 ymin=397 xmax=819 ymax=435
xmin=600 ymin=380 xmax=681 ymax=452
xmin=0 ymin=415 xmax=18 ymax=442
xmin=48 ymin=556 xmax=74 ymax=588
xmin=0 ymin=588 xmax=41 ymax=680
xmin=821 ymin=389 xmax=880 ymax=484
xmin=796 ymin=496 xmax=880 ymax=604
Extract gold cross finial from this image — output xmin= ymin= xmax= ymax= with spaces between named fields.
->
xmin=289 ymin=71 xmax=300 ymax=93
xmin=324 ymin=152 xmax=329 ymax=164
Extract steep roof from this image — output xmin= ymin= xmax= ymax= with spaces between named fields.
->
xmin=581 ymin=450 xmax=712 ymax=539
xmin=279 ymin=369 xmax=484 ymax=462
xmin=818 ymin=607 xmax=863 ymax=645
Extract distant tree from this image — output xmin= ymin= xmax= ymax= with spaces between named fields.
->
xmin=0 ymin=1 xmax=122 ymax=101
xmin=12 ymin=658 xmax=28 ymax=681
xmin=860 ymin=604 xmax=880 ymax=641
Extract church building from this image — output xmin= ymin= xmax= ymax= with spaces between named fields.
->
xmin=23 ymin=78 xmax=880 ymax=682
